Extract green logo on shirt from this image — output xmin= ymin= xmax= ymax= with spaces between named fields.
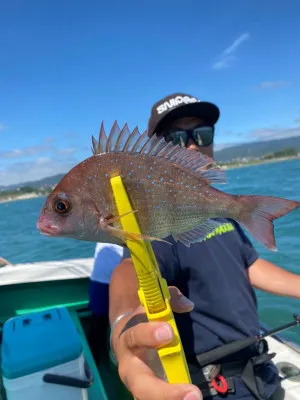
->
xmin=205 ymin=222 xmax=235 ymax=241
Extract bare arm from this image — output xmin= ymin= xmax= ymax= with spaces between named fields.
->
xmin=109 ymin=257 xmax=139 ymax=324
xmin=109 ymin=257 xmax=142 ymax=362
xmin=108 ymin=258 xmax=200 ymax=400
xmin=248 ymin=258 xmax=300 ymax=298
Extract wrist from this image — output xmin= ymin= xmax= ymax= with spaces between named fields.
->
xmin=110 ymin=311 xmax=149 ymax=363
xmin=110 ymin=311 xmax=134 ymax=362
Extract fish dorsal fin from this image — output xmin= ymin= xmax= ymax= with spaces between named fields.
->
xmin=91 ymin=121 xmax=226 ymax=184
xmin=92 ymin=121 xmax=108 ymax=155
xmin=92 ymin=121 xmax=150 ymax=155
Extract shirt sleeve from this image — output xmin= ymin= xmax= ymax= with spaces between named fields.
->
xmin=92 ymin=243 xmax=124 ymax=284
xmin=122 ymin=237 xmax=180 ymax=284
xmin=232 ymin=221 xmax=259 ymax=268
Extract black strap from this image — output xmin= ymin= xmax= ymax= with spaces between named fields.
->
xmin=241 ymin=358 xmax=263 ymax=400
xmin=189 ymin=359 xmax=247 ymax=386
xmin=189 ymin=341 xmax=276 ymax=399
xmin=240 ymin=353 xmax=276 ymax=400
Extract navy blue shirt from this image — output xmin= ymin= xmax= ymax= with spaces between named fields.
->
xmin=123 ymin=218 xmax=280 ymax=398
xmin=151 ymin=218 xmax=260 ymax=357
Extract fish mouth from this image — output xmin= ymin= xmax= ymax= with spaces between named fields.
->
xmin=37 ymin=222 xmax=61 ymax=236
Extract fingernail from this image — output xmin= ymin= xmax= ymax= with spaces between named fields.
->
xmin=155 ymin=324 xmax=173 ymax=341
xmin=184 ymin=390 xmax=202 ymax=400
xmin=178 ymin=294 xmax=194 ymax=308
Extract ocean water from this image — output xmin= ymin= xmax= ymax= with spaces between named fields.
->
xmin=1 ymin=158 xmax=300 ymax=343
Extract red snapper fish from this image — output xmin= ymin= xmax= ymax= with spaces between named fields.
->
xmin=37 ymin=121 xmax=300 ymax=250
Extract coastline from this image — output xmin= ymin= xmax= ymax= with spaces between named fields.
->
xmin=0 ymin=156 xmax=299 ymax=204
xmin=0 ymin=192 xmax=46 ymax=204
xmin=218 ymin=155 xmax=300 ymax=170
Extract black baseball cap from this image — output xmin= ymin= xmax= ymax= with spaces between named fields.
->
xmin=147 ymin=92 xmax=220 ymax=137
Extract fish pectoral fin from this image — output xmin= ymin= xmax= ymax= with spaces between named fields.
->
xmin=104 ymin=210 xmax=138 ymax=225
xmin=106 ymin=226 xmax=171 ymax=244
xmin=100 ymin=213 xmax=171 ymax=244
xmin=100 ymin=220 xmax=170 ymax=245
xmin=173 ymin=219 xmax=222 ymax=247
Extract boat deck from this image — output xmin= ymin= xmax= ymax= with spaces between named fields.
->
xmin=265 ymin=335 xmax=300 ymax=399
xmin=0 ymin=259 xmax=133 ymax=399
xmin=0 ymin=259 xmax=300 ymax=399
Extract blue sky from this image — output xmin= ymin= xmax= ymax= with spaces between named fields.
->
xmin=0 ymin=0 xmax=299 ymax=186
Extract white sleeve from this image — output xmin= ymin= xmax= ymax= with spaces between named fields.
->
xmin=91 ymin=243 xmax=124 ymax=284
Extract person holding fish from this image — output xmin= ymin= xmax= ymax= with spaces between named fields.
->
xmin=107 ymin=94 xmax=300 ymax=400
xmin=37 ymin=92 xmax=300 ymax=400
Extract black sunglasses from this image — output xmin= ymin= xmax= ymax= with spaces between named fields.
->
xmin=165 ymin=125 xmax=214 ymax=147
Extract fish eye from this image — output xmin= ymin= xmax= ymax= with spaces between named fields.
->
xmin=54 ymin=199 xmax=71 ymax=215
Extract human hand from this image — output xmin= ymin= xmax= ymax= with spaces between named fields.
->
xmin=111 ymin=286 xmax=202 ymax=400
xmin=0 ymin=257 xmax=11 ymax=267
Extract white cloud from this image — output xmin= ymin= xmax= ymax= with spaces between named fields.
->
xmin=0 ymin=145 xmax=76 ymax=159
xmin=0 ymin=123 xmax=6 ymax=132
xmin=57 ymin=147 xmax=76 ymax=156
xmin=223 ymin=33 xmax=250 ymax=55
xmin=248 ymin=125 xmax=300 ymax=141
xmin=35 ymin=157 xmax=53 ymax=165
xmin=43 ymin=137 xmax=55 ymax=144
xmin=0 ymin=145 xmax=52 ymax=159
xmin=212 ymin=56 xmax=236 ymax=71
xmin=212 ymin=33 xmax=250 ymax=70
xmin=214 ymin=143 xmax=238 ymax=151
xmin=0 ymin=157 xmax=77 ymax=186
xmin=257 ymin=81 xmax=290 ymax=90
xmin=0 ymin=139 xmax=82 ymax=186
xmin=214 ymin=118 xmax=300 ymax=149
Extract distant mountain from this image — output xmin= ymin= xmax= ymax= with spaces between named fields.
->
xmin=1 ymin=136 xmax=300 ymax=190
xmin=214 ymin=136 xmax=300 ymax=162
xmin=1 ymin=174 xmax=65 ymax=191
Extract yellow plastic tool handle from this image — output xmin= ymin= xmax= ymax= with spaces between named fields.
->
xmin=110 ymin=175 xmax=191 ymax=384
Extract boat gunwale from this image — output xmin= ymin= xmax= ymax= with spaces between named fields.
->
xmin=1 ymin=258 xmax=300 ymax=355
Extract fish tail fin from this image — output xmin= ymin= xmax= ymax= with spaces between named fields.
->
xmin=235 ymin=195 xmax=300 ymax=251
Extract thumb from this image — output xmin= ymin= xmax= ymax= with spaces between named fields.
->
xmin=168 ymin=286 xmax=194 ymax=313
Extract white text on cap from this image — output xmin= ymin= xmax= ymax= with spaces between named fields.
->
xmin=156 ymin=95 xmax=200 ymax=115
